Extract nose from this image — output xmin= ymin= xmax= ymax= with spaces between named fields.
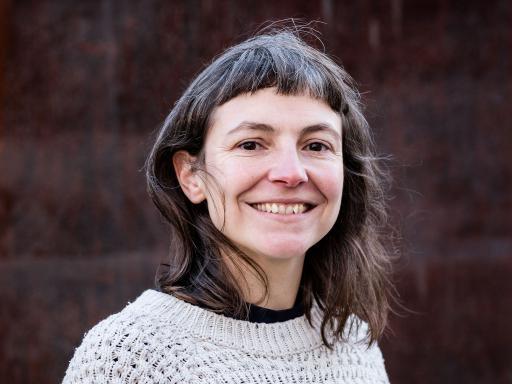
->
xmin=267 ymin=148 xmax=308 ymax=187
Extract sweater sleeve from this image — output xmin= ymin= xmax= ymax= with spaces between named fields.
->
xmin=62 ymin=312 xmax=193 ymax=384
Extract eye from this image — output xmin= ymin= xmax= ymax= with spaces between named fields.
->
xmin=305 ymin=142 xmax=329 ymax=152
xmin=238 ymin=141 xmax=261 ymax=151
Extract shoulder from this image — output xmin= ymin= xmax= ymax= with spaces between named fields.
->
xmin=63 ymin=290 xmax=196 ymax=384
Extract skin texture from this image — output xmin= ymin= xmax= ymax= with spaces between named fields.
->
xmin=174 ymin=88 xmax=344 ymax=309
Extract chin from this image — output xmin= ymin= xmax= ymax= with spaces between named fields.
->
xmin=253 ymin=243 xmax=310 ymax=261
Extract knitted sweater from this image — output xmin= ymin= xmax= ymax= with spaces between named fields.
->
xmin=63 ymin=290 xmax=390 ymax=383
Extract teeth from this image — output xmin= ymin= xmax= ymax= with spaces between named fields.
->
xmin=252 ymin=203 xmax=309 ymax=215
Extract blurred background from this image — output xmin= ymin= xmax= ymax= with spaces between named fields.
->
xmin=1 ymin=0 xmax=511 ymax=383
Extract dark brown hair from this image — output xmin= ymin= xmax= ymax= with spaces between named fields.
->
xmin=145 ymin=27 xmax=395 ymax=347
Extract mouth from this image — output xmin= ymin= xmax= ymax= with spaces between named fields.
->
xmin=248 ymin=202 xmax=315 ymax=215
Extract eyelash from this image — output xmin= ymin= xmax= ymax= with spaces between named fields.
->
xmin=238 ymin=141 xmax=263 ymax=151
xmin=237 ymin=140 xmax=332 ymax=152
xmin=305 ymin=142 xmax=330 ymax=152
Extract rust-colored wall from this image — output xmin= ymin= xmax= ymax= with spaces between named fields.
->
xmin=1 ymin=1 xmax=511 ymax=383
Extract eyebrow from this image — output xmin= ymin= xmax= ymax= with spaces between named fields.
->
xmin=227 ymin=121 xmax=342 ymax=142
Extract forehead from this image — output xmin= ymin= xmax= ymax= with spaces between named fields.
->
xmin=208 ymin=88 xmax=342 ymax=137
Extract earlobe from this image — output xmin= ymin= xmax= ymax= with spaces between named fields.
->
xmin=172 ymin=151 xmax=206 ymax=204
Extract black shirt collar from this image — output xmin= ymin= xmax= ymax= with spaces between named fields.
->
xmin=188 ymin=287 xmax=305 ymax=323
xmin=245 ymin=298 xmax=304 ymax=323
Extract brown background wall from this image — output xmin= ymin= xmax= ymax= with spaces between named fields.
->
xmin=1 ymin=0 xmax=511 ymax=383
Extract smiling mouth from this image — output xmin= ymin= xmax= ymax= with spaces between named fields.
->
xmin=249 ymin=202 xmax=314 ymax=215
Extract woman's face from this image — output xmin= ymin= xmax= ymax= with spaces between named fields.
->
xmin=201 ymin=87 xmax=344 ymax=261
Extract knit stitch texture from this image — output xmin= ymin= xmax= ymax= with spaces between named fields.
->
xmin=63 ymin=290 xmax=390 ymax=383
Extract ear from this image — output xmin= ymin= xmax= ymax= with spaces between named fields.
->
xmin=172 ymin=150 xmax=206 ymax=204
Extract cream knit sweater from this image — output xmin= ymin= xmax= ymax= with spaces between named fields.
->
xmin=63 ymin=290 xmax=390 ymax=383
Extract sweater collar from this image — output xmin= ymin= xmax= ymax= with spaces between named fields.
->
xmin=126 ymin=289 xmax=326 ymax=355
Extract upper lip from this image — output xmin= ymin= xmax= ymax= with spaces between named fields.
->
xmin=246 ymin=198 xmax=319 ymax=206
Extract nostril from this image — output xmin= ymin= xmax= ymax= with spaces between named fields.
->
xmin=268 ymin=169 xmax=308 ymax=187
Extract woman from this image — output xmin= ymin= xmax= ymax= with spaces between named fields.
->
xmin=63 ymin=28 xmax=395 ymax=383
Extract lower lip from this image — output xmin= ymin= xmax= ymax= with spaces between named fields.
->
xmin=245 ymin=203 xmax=315 ymax=222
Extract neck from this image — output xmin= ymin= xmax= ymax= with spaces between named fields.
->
xmin=225 ymin=250 xmax=305 ymax=310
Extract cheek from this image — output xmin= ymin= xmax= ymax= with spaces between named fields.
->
xmin=213 ymin=158 xmax=266 ymax=196
xmin=314 ymin=164 xmax=344 ymax=203
xmin=316 ymin=167 xmax=344 ymax=232
xmin=207 ymin=156 xmax=261 ymax=181
xmin=203 ymin=159 xmax=262 ymax=228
